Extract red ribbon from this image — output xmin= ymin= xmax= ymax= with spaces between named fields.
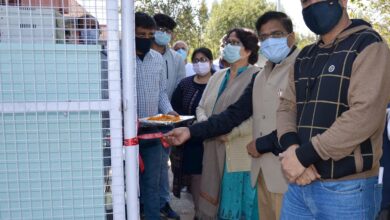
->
xmin=123 ymin=132 xmax=169 ymax=148
xmin=123 ymin=137 xmax=139 ymax=146
xmin=123 ymin=132 xmax=170 ymax=173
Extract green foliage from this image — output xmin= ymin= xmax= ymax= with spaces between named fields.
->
xmin=203 ymin=0 xmax=274 ymax=57
xmin=296 ymin=33 xmax=317 ymax=49
xmin=349 ymin=0 xmax=390 ymax=43
xmin=135 ymin=0 xmax=205 ymax=54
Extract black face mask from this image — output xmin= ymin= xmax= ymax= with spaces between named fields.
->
xmin=136 ymin=37 xmax=152 ymax=55
xmin=302 ymin=0 xmax=343 ymax=35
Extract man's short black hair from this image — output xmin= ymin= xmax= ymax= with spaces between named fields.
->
xmin=135 ymin=12 xmax=156 ymax=29
xmin=153 ymin=13 xmax=177 ymax=31
xmin=255 ymin=11 xmax=293 ymax=34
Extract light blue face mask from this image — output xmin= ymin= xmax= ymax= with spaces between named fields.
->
xmin=260 ymin=37 xmax=291 ymax=64
xmin=154 ymin=31 xmax=172 ymax=46
xmin=222 ymin=44 xmax=241 ymax=64
xmin=81 ymin=29 xmax=99 ymax=44
xmin=176 ymin=49 xmax=187 ymax=61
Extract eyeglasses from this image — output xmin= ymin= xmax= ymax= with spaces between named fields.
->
xmin=223 ymin=40 xmax=242 ymax=47
xmin=175 ymin=47 xmax=187 ymax=51
xmin=193 ymin=57 xmax=209 ymax=63
xmin=157 ymin=27 xmax=173 ymax=34
xmin=258 ymin=31 xmax=289 ymax=42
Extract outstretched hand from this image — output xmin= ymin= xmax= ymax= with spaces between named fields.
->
xmin=164 ymin=127 xmax=191 ymax=146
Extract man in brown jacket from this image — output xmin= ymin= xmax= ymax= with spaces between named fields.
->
xmin=277 ymin=0 xmax=390 ymax=219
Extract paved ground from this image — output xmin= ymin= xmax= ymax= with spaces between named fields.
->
xmin=169 ymin=169 xmax=195 ymax=220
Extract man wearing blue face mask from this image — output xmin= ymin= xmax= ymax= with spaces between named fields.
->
xmin=173 ymin=40 xmax=196 ymax=77
xmin=151 ymin=13 xmax=184 ymax=220
xmin=152 ymin=14 xmax=186 ymax=100
xmin=276 ymin=0 xmax=390 ymax=219
xmin=164 ymin=11 xmax=299 ymax=220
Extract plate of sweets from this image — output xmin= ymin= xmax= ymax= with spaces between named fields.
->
xmin=139 ymin=114 xmax=195 ymax=127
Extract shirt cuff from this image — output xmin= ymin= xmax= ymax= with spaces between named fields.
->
xmin=255 ymin=131 xmax=279 ymax=154
xmin=295 ymin=141 xmax=322 ymax=168
xmin=189 ymin=122 xmax=207 ymax=140
xmin=280 ymin=132 xmax=300 ymax=149
xmin=255 ymin=136 xmax=274 ymax=154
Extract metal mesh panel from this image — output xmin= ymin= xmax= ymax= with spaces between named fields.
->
xmin=0 ymin=0 xmax=124 ymax=219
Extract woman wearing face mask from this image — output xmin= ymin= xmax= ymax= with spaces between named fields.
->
xmin=170 ymin=47 xmax=215 ymax=218
xmin=195 ymin=28 xmax=261 ymax=220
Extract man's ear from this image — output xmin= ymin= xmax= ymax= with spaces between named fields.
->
xmin=171 ymin=33 xmax=176 ymax=42
xmin=340 ymin=0 xmax=348 ymax=9
xmin=288 ymin=32 xmax=296 ymax=48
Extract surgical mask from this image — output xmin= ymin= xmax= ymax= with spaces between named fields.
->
xmin=193 ymin=62 xmax=210 ymax=76
xmin=176 ymin=49 xmax=187 ymax=61
xmin=222 ymin=44 xmax=241 ymax=64
xmin=136 ymin=37 xmax=152 ymax=54
xmin=260 ymin=37 xmax=291 ymax=64
xmin=154 ymin=31 xmax=172 ymax=46
xmin=81 ymin=29 xmax=99 ymax=44
xmin=302 ymin=0 xmax=343 ymax=35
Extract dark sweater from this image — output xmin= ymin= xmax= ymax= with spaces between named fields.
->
xmin=279 ymin=19 xmax=389 ymax=179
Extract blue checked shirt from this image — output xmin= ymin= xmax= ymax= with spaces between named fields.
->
xmin=136 ymin=49 xmax=173 ymax=118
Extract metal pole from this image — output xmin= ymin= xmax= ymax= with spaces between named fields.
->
xmin=121 ymin=0 xmax=139 ymax=219
xmin=106 ymin=0 xmax=126 ymax=219
xmin=276 ymin=0 xmax=281 ymax=11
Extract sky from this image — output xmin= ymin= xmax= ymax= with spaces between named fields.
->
xmin=204 ymin=0 xmax=312 ymax=35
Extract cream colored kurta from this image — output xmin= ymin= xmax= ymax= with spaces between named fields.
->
xmin=195 ymin=65 xmax=261 ymax=219
xmin=250 ymin=49 xmax=300 ymax=193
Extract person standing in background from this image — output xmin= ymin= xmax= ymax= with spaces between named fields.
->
xmin=152 ymin=14 xmax=186 ymax=100
xmin=173 ymin=40 xmax=196 ymax=77
xmin=171 ymin=47 xmax=215 ymax=219
xmin=151 ymin=13 xmax=184 ymax=220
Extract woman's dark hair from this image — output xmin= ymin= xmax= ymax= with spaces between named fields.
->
xmin=191 ymin=47 xmax=216 ymax=73
xmin=153 ymin=13 xmax=177 ymax=31
xmin=255 ymin=11 xmax=293 ymax=34
xmin=135 ymin=12 xmax=156 ymax=29
xmin=225 ymin=28 xmax=259 ymax=65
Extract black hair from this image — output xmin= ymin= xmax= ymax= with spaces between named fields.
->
xmin=255 ymin=11 xmax=293 ymax=34
xmin=135 ymin=12 xmax=156 ymax=29
xmin=191 ymin=47 xmax=216 ymax=73
xmin=225 ymin=28 xmax=259 ymax=65
xmin=191 ymin=47 xmax=213 ymax=62
xmin=153 ymin=13 xmax=177 ymax=31
xmin=77 ymin=14 xmax=99 ymax=29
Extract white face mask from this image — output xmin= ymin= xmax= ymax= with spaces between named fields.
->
xmin=193 ymin=62 xmax=210 ymax=76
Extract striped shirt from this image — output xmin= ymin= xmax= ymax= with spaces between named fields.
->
xmin=136 ymin=49 xmax=173 ymax=118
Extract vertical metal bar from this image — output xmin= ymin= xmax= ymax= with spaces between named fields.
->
xmin=106 ymin=0 xmax=126 ymax=219
xmin=121 ymin=0 xmax=139 ymax=219
xmin=276 ymin=0 xmax=281 ymax=11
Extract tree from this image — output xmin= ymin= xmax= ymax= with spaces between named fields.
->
xmin=196 ymin=0 xmax=209 ymax=47
xmin=203 ymin=0 xmax=274 ymax=57
xmin=135 ymin=0 xmax=206 ymax=54
xmin=296 ymin=33 xmax=317 ymax=49
xmin=349 ymin=0 xmax=390 ymax=43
